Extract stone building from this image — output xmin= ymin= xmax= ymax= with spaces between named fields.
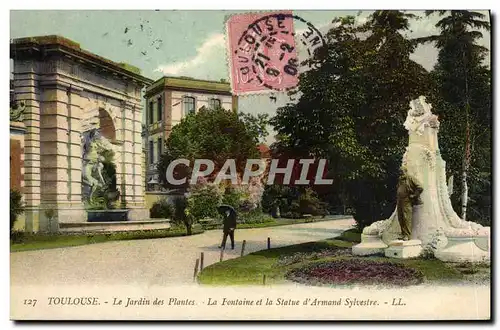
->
xmin=10 ymin=35 xmax=153 ymax=232
xmin=143 ymin=76 xmax=238 ymax=191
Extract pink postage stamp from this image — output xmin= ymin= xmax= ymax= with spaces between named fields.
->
xmin=226 ymin=11 xmax=300 ymax=95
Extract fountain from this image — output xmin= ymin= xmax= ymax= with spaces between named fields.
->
xmin=81 ymin=128 xmax=129 ymax=222
xmin=352 ymin=96 xmax=490 ymax=262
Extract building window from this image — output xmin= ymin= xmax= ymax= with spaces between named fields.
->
xmin=183 ymin=96 xmax=196 ymax=116
xmin=157 ymin=95 xmax=163 ymax=121
xmin=148 ymin=101 xmax=154 ymax=124
xmin=157 ymin=137 xmax=162 ymax=159
xmin=209 ymin=98 xmax=221 ymax=109
xmin=149 ymin=140 xmax=154 ymax=164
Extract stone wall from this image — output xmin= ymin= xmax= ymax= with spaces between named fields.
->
xmin=10 ymin=138 xmax=23 ymax=192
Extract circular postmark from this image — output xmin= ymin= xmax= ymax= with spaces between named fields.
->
xmin=232 ymin=13 xmax=326 ymax=94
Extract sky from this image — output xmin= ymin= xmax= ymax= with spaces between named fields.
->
xmin=10 ymin=10 xmax=491 ymax=144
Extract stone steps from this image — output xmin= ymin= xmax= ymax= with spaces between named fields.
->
xmin=58 ymin=219 xmax=171 ymax=233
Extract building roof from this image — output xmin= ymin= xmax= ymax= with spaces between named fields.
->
xmin=10 ymin=35 xmax=153 ymax=85
xmin=145 ymin=75 xmax=232 ymax=97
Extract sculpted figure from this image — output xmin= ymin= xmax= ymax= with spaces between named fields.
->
xmin=83 ymin=151 xmax=106 ymax=200
xmin=81 ymin=128 xmax=117 ymax=200
xmin=396 ymin=166 xmax=423 ymax=240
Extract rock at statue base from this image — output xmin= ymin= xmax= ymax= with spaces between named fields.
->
xmin=385 ymin=240 xmax=422 ymax=259
xmin=351 ymin=96 xmax=491 ymax=263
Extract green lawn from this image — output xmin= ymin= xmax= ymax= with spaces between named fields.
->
xmin=10 ymin=226 xmax=204 ymax=252
xmin=238 ymin=217 xmax=320 ymax=229
xmin=197 ymin=229 xmax=486 ymax=286
xmin=203 ymin=215 xmax=351 ymax=230
xmin=199 ymin=238 xmax=354 ymax=286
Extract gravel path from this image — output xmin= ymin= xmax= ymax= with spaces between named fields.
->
xmin=10 ymin=217 xmax=355 ymax=286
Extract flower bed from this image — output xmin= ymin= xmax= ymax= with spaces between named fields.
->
xmin=277 ymin=248 xmax=351 ymax=267
xmin=286 ymin=259 xmax=424 ymax=286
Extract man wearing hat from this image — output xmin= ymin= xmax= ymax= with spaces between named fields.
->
xmin=396 ymin=165 xmax=423 ymax=241
xmin=218 ymin=205 xmax=238 ymax=249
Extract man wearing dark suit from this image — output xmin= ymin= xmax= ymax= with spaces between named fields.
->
xmin=219 ymin=208 xmax=237 ymax=250
xmin=397 ymin=166 xmax=423 ymax=241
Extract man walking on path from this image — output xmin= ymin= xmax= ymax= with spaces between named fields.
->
xmin=218 ymin=205 xmax=237 ymax=250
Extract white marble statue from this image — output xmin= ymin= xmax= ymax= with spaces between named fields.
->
xmin=352 ymin=96 xmax=490 ymax=262
xmin=81 ymin=129 xmax=115 ymax=201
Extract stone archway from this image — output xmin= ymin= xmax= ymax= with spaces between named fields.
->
xmin=11 ymin=35 xmax=153 ymax=232
xmin=98 ymin=108 xmax=116 ymax=141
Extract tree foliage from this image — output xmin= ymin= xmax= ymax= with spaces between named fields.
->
xmin=271 ymin=11 xmax=430 ymax=227
xmin=157 ymin=106 xmax=268 ymax=189
xmin=423 ymin=10 xmax=491 ymax=224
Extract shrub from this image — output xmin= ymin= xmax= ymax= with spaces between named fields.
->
xmin=281 ymin=211 xmax=303 ymax=219
xmin=239 ymin=200 xmax=255 ymax=212
xmin=238 ymin=208 xmax=275 ymax=224
xmin=261 ymin=185 xmax=298 ymax=216
xmin=10 ymin=230 xmax=25 ymax=243
xmin=175 ymin=194 xmax=198 ymax=236
xmin=294 ymin=188 xmax=327 ymax=216
xmin=244 ymin=177 xmax=265 ymax=211
xmin=150 ymin=199 xmax=174 ymax=219
xmin=222 ymin=185 xmax=244 ymax=209
xmin=186 ymin=184 xmax=222 ymax=220
xmin=173 ymin=196 xmax=188 ymax=223
xmin=10 ymin=189 xmax=24 ymax=233
xmin=262 ymin=186 xmax=326 ymax=218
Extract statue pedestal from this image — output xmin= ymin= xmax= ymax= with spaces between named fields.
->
xmin=385 ymin=240 xmax=422 ymax=259
xmin=435 ymin=236 xmax=489 ymax=263
xmin=352 ymin=234 xmax=388 ymax=256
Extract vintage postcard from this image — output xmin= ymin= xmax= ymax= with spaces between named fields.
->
xmin=8 ymin=8 xmax=491 ymax=321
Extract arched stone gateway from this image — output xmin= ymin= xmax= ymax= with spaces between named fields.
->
xmin=10 ymin=35 xmax=153 ymax=232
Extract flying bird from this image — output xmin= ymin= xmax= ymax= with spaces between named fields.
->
xmin=124 ymin=27 xmax=129 ymax=34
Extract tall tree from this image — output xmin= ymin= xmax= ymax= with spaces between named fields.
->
xmin=422 ymin=10 xmax=491 ymax=223
xmin=271 ymin=11 xmax=430 ymax=228
xmin=157 ymin=107 xmax=268 ymax=189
